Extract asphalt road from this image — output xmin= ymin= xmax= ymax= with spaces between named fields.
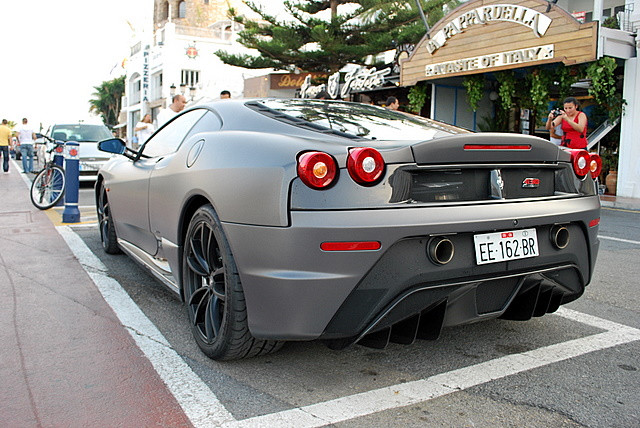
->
xmin=64 ymin=206 xmax=640 ymax=427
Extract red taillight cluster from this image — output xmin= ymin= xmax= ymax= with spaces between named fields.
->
xmin=297 ymin=147 xmax=385 ymax=189
xmin=347 ymin=147 xmax=385 ymax=186
xmin=567 ymin=149 xmax=602 ymax=179
xmin=297 ymin=151 xmax=337 ymax=189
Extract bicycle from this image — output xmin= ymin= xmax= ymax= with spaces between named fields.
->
xmin=30 ymin=135 xmax=66 ymax=210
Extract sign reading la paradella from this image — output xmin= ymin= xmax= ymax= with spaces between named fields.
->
xmin=427 ymin=4 xmax=552 ymax=54
xmin=426 ymin=44 xmax=554 ymax=76
xmin=400 ymin=0 xmax=597 ymax=85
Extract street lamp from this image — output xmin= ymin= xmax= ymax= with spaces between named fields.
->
xmin=169 ymin=84 xmax=176 ymax=96
xmin=180 ymin=83 xmax=187 ymax=94
xmin=189 ymin=86 xmax=196 ymax=101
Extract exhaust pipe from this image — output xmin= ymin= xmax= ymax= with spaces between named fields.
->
xmin=427 ymin=237 xmax=455 ymax=265
xmin=550 ymin=225 xmax=570 ymax=249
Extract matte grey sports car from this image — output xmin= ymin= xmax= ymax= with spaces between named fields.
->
xmin=96 ymin=99 xmax=601 ymax=360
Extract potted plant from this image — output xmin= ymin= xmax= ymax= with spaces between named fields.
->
xmin=599 ymin=145 xmax=619 ymax=195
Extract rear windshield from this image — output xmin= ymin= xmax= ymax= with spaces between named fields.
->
xmin=252 ymin=99 xmax=467 ymax=141
xmin=50 ymin=124 xmax=112 ymax=142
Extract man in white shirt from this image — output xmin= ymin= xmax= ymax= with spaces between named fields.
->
xmin=16 ymin=118 xmax=36 ymax=173
xmin=156 ymin=94 xmax=187 ymax=127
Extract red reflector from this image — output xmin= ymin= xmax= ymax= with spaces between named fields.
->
xmin=464 ymin=144 xmax=531 ymax=151
xmin=320 ymin=241 xmax=381 ymax=251
xmin=589 ymin=218 xmax=600 ymax=227
xmin=501 ymin=232 xmax=514 ymax=238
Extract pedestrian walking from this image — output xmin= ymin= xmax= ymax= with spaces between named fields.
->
xmin=0 ymin=119 xmax=12 ymax=173
xmin=16 ymin=117 xmax=37 ymax=173
xmin=157 ymin=95 xmax=187 ymax=127
xmin=134 ymin=114 xmax=155 ymax=149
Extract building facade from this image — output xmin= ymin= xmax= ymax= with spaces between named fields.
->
xmin=120 ymin=0 xmax=265 ymax=142
xmin=400 ymin=0 xmax=639 ymax=197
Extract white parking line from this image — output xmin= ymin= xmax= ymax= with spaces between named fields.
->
xmin=599 ymin=235 xmax=640 ymax=246
xmin=58 ymin=226 xmax=640 ymax=428
xmin=56 ymin=226 xmax=235 ymax=427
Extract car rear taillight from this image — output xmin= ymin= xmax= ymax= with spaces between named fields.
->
xmin=589 ymin=153 xmax=602 ymax=179
xmin=297 ymin=151 xmax=337 ymax=189
xmin=347 ymin=147 xmax=385 ymax=186
xmin=567 ymin=149 xmax=591 ymax=178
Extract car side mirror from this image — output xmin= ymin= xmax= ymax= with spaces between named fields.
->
xmin=98 ymin=138 xmax=127 ymax=154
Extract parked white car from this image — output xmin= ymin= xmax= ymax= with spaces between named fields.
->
xmin=48 ymin=124 xmax=114 ymax=182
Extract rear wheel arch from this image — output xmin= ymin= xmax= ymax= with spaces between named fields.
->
xmin=178 ymin=194 xmax=215 ymax=301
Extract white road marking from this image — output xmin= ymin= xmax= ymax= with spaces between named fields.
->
xmin=58 ymin=226 xmax=640 ymax=428
xmin=599 ymin=235 xmax=640 ymax=246
xmin=222 ymin=307 xmax=640 ymax=428
xmin=56 ymin=226 xmax=235 ymax=427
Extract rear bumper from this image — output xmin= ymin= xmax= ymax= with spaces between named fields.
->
xmin=222 ymin=196 xmax=600 ymax=341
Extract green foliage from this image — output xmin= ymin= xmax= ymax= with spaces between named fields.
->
xmin=88 ymin=76 xmax=125 ymax=127
xmin=217 ymin=0 xmax=460 ymax=72
xmin=462 ymin=75 xmax=484 ymax=112
xmin=526 ymin=69 xmax=552 ymax=121
xmin=586 ymin=57 xmax=626 ymax=122
xmin=495 ymin=71 xmax=516 ymax=112
xmin=407 ymin=83 xmax=428 ymax=114
xmin=602 ymin=16 xmax=619 ymax=29
xmin=553 ymin=66 xmax=581 ymax=105
xmin=477 ymin=115 xmax=499 ymax=132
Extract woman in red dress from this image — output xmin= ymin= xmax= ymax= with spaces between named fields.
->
xmin=550 ymin=97 xmax=588 ymax=149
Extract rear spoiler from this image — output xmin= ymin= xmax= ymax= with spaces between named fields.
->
xmin=411 ymin=133 xmax=570 ymax=165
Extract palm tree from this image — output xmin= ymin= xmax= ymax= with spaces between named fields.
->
xmin=89 ymin=76 xmax=125 ymax=127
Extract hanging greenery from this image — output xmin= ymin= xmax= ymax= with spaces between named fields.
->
xmin=527 ymin=69 xmax=552 ymax=122
xmin=407 ymin=84 xmax=428 ymax=114
xmin=554 ymin=66 xmax=581 ymax=105
xmin=462 ymin=75 xmax=485 ymax=112
xmin=495 ymin=71 xmax=516 ymax=113
xmin=586 ymin=57 xmax=626 ymax=122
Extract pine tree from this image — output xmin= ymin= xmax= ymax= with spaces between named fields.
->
xmin=216 ymin=0 xmax=457 ymax=73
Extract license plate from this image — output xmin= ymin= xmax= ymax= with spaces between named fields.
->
xmin=473 ymin=228 xmax=539 ymax=265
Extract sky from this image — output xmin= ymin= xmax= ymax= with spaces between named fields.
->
xmin=0 ymin=0 xmax=155 ymax=130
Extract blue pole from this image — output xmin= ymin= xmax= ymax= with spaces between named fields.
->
xmin=53 ymin=143 xmax=65 ymax=207
xmin=62 ymin=142 xmax=81 ymax=223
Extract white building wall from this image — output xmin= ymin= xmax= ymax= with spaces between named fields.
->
xmin=616 ymin=1 xmax=640 ymax=198
xmin=121 ymin=21 xmax=270 ymax=142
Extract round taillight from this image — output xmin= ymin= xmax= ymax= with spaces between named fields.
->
xmin=55 ymin=146 xmax=64 ymax=153
xmin=589 ymin=153 xmax=602 ymax=179
xmin=347 ymin=147 xmax=385 ymax=186
xmin=568 ymin=149 xmax=590 ymax=177
xmin=297 ymin=151 xmax=337 ymax=189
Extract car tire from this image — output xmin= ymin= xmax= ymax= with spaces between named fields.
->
xmin=182 ymin=204 xmax=283 ymax=360
xmin=97 ymin=183 xmax=121 ymax=254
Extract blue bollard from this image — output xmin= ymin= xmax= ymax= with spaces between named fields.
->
xmin=62 ymin=142 xmax=81 ymax=223
xmin=53 ymin=143 xmax=65 ymax=207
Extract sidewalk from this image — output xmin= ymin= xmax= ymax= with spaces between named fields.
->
xmin=599 ymin=193 xmax=640 ymax=211
xmin=0 ymin=164 xmax=191 ymax=426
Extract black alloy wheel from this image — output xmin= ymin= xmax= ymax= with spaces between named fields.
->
xmin=182 ymin=204 xmax=282 ymax=360
xmin=97 ymin=183 xmax=120 ymax=254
